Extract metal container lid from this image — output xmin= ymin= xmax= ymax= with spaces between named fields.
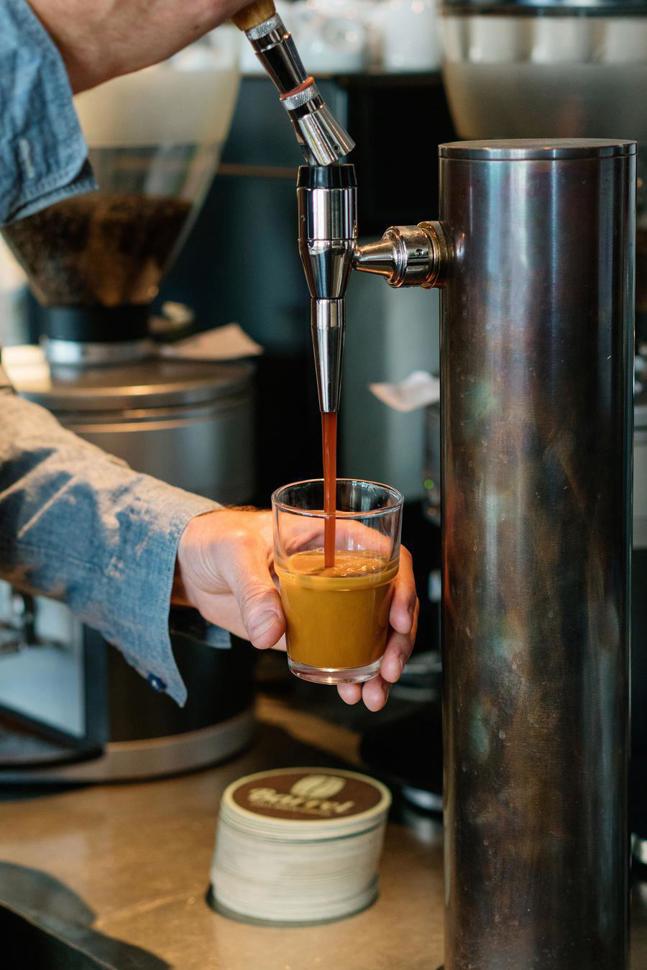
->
xmin=440 ymin=138 xmax=637 ymax=160
xmin=2 ymin=345 xmax=253 ymax=412
xmin=219 ymin=767 xmax=391 ymax=839
xmin=442 ymin=0 xmax=647 ymax=13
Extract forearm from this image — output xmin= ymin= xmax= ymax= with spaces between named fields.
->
xmin=0 ymin=387 xmax=218 ymax=704
xmin=26 ymin=0 xmax=246 ymax=94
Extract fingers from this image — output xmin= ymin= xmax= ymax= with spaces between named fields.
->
xmin=239 ymin=577 xmax=285 ymax=649
xmin=380 ymin=631 xmax=413 ymax=684
xmin=177 ymin=509 xmax=286 ymax=650
xmin=338 ymin=612 xmax=418 ymax=711
xmin=338 ymin=549 xmax=418 ymax=709
xmin=338 ymin=682 xmax=362 ymax=705
xmin=361 ymin=675 xmax=391 ymax=712
xmin=337 ymin=675 xmax=389 ymax=710
xmin=220 ymin=537 xmax=286 ymax=650
xmin=389 ymin=546 xmax=417 ymax=635
xmin=339 ymin=622 xmax=419 ymax=705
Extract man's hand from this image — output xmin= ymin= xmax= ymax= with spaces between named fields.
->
xmin=175 ymin=508 xmax=419 ymax=712
xmin=28 ymin=0 xmax=248 ymax=93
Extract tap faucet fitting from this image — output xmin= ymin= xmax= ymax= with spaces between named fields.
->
xmin=297 ymin=164 xmax=358 ymax=412
xmin=353 ymin=221 xmax=451 ymax=288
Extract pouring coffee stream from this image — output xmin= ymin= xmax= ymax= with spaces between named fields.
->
xmin=296 ymin=161 xmax=357 ymax=565
xmin=321 ymin=412 xmax=337 ymax=566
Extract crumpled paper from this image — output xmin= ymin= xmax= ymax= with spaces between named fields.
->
xmin=159 ymin=323 xmax=263 ymax=361
xmin=369 ymin=370 xmax=440 ymax=412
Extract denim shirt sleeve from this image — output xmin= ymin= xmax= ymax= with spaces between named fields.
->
xmin=0 ymin=382 xmax=222 ymax=706
xmin=0 ymin=0 xmax=96 ymax=225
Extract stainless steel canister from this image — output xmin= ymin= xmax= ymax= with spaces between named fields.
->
xmin=4 ymin=352 xmax=255 ymax=503
xmin=439 ymin=140 xmax=635 ymax=970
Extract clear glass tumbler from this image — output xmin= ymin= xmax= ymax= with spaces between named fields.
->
xmin=272 ymin=479 xmax=404 ymax=685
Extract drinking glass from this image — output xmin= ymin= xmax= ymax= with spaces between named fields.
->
xmin=272 ymin=479 xmax=404 ymax=684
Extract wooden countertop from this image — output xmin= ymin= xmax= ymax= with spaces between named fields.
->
xmin=0 ymin=697 xmax=645 ymax=969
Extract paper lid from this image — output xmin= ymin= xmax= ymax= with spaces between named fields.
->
xmin=221 ymin=767 xmax=391 ymax=839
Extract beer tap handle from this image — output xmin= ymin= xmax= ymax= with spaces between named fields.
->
xmin=232 ymin=1 xmax=355 ymax=165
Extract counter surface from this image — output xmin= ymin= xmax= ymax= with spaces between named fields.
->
xmin=0 ymin=696 xmax=645 ymax=969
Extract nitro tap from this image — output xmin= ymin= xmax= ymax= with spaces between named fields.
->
xmin=234 ymin=0 xmax=356 ymax=414
xmin=296 ymin=165 xmax=357 ymax=413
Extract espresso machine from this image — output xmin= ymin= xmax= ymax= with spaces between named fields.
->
xmin=0 ymin=29 xmax=257 ymax=781
xmin=228 ymin=2 xmax=634 ymax=966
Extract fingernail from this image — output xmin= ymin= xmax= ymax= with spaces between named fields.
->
xmin=250 ymin=611 xmax=281 ymax=640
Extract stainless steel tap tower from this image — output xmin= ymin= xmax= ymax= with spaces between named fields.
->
xmin=238 ymin=7 xmax=635 ymax=960
xmin=437 ymin=139 xmax=634 ymax=970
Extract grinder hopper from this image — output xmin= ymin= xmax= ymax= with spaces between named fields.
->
xmin=2 ymin=29 xmax=240 ymax=364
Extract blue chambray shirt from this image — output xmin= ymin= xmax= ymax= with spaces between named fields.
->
xmin=0 ymin=0 xmax=224 ymax=705
xmin=1 ymin=0 xmax=96 ymax=222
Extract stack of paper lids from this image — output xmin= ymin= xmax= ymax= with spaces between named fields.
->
xmin=209 ymin=766 xmax=392 ymax=926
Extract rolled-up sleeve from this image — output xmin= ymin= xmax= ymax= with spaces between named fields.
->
xmin=1 ymin=0 xmax=96 ymax=224
xmin=0 ymin=388 xmax=220 ymax=706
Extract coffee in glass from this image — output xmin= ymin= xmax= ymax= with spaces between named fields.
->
xmin=272 ymin=480 xmax=403 ymax=684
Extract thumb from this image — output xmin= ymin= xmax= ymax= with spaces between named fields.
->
xmin=225 ymin=542 xmax=285 ymax=649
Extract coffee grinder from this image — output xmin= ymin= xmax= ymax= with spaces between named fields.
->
xmin=234 ymin=3 xmax=634 ymax=967
xmin=0 ymin=29 xmax=258 ymax=781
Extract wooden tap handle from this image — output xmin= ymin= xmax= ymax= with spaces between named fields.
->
xmin=232 ymin=0 xmax=277 ymax=31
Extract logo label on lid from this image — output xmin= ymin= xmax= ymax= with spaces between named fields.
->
xmin=232 ymin=771 xmax=384 ymax=821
